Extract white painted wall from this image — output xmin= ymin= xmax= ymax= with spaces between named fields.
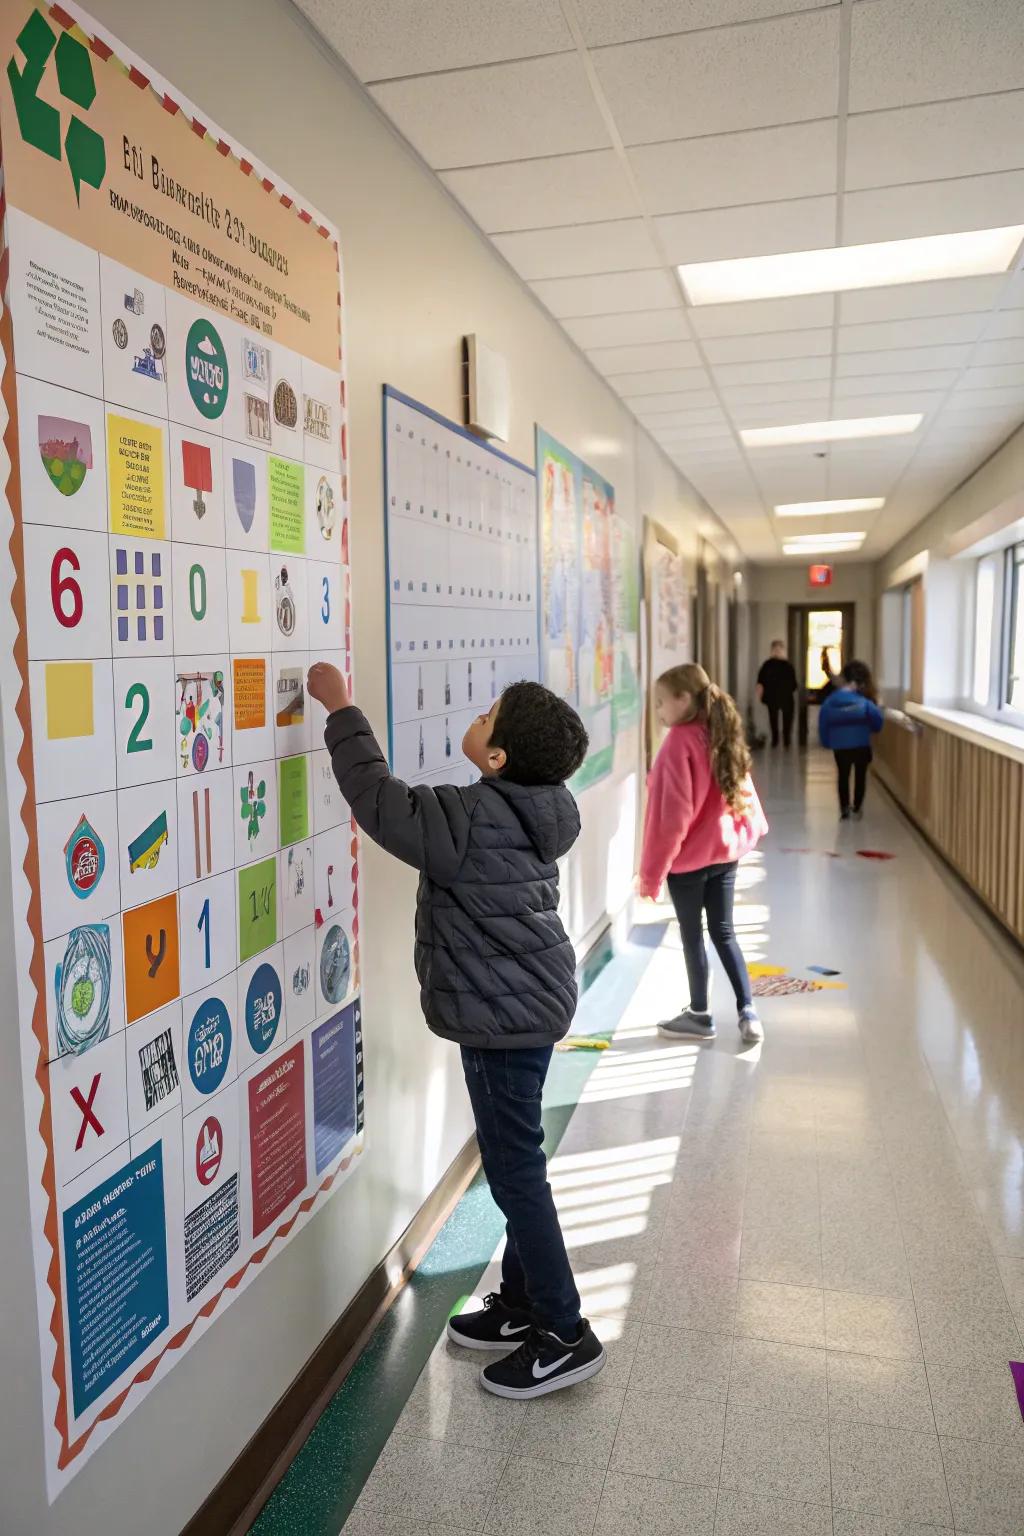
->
xmin=0 ymin=4 xmax=741 ymax=1532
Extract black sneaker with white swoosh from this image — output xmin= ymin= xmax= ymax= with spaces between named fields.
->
xmin=446 ymin=1293 xmax=533 ymax=1351
xmin=480 ymin=1321 xmax=606 ymax=1399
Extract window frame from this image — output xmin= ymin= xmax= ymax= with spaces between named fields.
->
xmin=1004 ymin=542 xmax=1024 ymax=723
xmin=965 ymin=542 xmax=1024 ymax=732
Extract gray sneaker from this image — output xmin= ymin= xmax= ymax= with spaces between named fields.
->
xmin=738 ymin=1007 xmax=764 ymax=1044
xmin=658 ymin=1008 xmax=715 ymax=1040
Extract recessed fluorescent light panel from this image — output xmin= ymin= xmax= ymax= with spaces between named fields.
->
xmin=775 ymin=498 xmax=885 ymax=517
xmin=678 ymin=226 xmax=1024 ymax=306
xmin=783 ymin=532 xmax=866 ymax=555
xmin=741 ymin=415 xmax=922 ymax=447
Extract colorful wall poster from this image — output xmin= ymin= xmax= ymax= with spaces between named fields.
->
xmin=645 ymin=520 xmax=692 ymax=764
xmin=383 ymin=388 xmax=539 ymax=789
xmin=0 ymin=3 xmax=362 ymax=1496
xmin=535 ymin=429 xmax=616 ymax=790
xmin=611 ymin=516 xmax=641 ymax=734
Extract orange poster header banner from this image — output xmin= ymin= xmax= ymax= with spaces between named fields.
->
xmin=0 ymin=2 xmax=341 ymax=369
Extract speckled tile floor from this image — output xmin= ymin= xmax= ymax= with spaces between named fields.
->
xmin=269 ymin=751 xmax=1024 ymax=1535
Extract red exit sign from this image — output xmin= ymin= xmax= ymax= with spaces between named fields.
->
xmin=808 ymin=564 xmax=833 ymax=588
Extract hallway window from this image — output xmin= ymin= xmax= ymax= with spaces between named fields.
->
xmin=1008 ymin=543 xmax=1024 ymax=715
xmin=971 ymin=554 xmax=997 ymax=707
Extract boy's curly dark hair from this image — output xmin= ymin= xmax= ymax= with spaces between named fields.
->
xmin=489 ymin=681 xmax=589 ymax=786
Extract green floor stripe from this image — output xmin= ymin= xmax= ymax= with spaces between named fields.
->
xmin=249 ymin=937 xmax=655 ymax=1536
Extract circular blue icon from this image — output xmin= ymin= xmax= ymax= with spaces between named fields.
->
xmin=246 ymin=962 xmax=282 ymax=1055
xmin=188 ymin=997 xmax=231 ymax=1095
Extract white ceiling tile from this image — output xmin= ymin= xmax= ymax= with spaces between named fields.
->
xmin=576 ymin=0 xmax=831 ymax=47
xmin=587 ymin=338 xmax=701 ymax=371
xmin=846 ymin=92 xmax=1024 ymax=191
xmin=942 ymin=386 xmax=1024 ymax=410
xmin=982 ymin=311 xmax=1024 ymax=343
xmin=592 ymin=12 xmax=840 ymax=144
xmin=962 ymin=364 xmax=1024 ymax=390
xmin=628 ymin=121 xmax=837 ymax=216
xmin=689 ymin=295 xmax=835 ymax=338
xmin=838 ymin=315 xmax=986 ymax=353
xmin=657 ymin=196 xmax=837 ymax=264
xmin=610 ymin=367 xmax=712 ymax=393
xmin=831 ymin=383 xmax=951 ymax=409
xmin=720 ymin=385 xmax=830 ymax=412
xmin=642 ymin=406 xmax=730 ymax=427
xmin=730 ymin=400 xmax=831 ymax=426
xmin=672 ymin=444 xmax=738 ymax=461
xmin=656 ymin=430 xmax=736 ymax=448
xmin=492 ymin=220 xmax=661 ymax=280
xmin=703 ymin=329 xmax=833 ymax=365
xmin=714 ymin=357 xmax=832 ymax=385
xmin=835 ymin=345 xmax=973 ymax=377
xmin=843 ymin=171 xmax=1024 ymax=245
xmin=972 ymin=338 xmax=1024 ymax=368
xmin=838 ymin=276 xmax=1007 ymax=324
xmin=562 ymin=309 xmax=691 ymax=348
xmin=440 ymin=151 xmax=636 ymax=233
xmin=297 ymin=0 xmax=573 ymax=79
xmin=939 ymin=394 xmax=1024 ymax=418
xmin=624 ymin=389 xmax=720 ymax=411
xmin=370 ymin=54 xmax=610 ymax=168
xmin=531 ymin=269 xmax=678 ymax=319
xmin=753 ymin=462 xmax=831 ymax=497
xmin=849 ymin=0 xmax=1024 ymax=113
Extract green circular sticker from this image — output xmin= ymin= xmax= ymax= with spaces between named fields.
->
xmin=185 ymin=318 xmax=229 ymax=419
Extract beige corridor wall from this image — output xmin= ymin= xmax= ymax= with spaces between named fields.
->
xmin=0 ymin=3 xmax=739 ymax=1533
xmin=748 ymin=563 xmax=878 ymax=707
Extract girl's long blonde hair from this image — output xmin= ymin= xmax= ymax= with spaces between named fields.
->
xmin=658 ymin=663 xmax=751 ymax=816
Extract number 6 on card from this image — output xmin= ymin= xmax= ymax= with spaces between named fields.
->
xmin=24 ymin=525 xmax=111 ymax=661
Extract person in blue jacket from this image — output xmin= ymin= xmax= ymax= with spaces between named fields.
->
xmin=818 ymin=660 xmax=884 ymax=820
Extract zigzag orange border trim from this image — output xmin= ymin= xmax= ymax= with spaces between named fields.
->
xmin=4 ymin=3 xmax=359 ymax=1477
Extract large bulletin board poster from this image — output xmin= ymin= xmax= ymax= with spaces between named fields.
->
xmin=611 ymin=516 xmax=641 ymax=736
xmin=537 ymin=428 xmax=617 ymax=791
xmin=644 ymin=519 xmax=692 ymax=765
xmin=0 ymin=3 xmax=363 ymax=1497
xmin=383 ymin=388 xmax=538 ymax=788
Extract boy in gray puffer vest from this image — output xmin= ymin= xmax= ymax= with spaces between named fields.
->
xmin=308 ymin=663 xmax=605 ymax=1400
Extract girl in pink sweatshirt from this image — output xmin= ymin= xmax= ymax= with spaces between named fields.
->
xmin=639 ymin=664 xmax=768 ymax=1044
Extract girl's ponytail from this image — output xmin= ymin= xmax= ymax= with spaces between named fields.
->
xmin=704 ymin=683 xmax=752 ymax=816
xmin=656 ymin=664 xmax=752 ymax=816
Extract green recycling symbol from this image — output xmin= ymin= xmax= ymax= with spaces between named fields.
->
xmin=7 ymin=9 xmax=105 ymax=204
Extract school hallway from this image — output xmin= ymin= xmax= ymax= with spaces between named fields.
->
xmin=254 ymin=750 xmax=1024 ymax=1536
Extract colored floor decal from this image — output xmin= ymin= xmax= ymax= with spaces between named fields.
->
xmin=752 ymin=975 xmax=822 ymax=996
xmin=748 ymin=963 xmax=787 ymax=978
xmin=857 ymin=850 xmax=896 ymax=860
xmin=807 ymin=965 xmax=841 ymax=976
xmin=751 ymin=974 xmax=845 ymax=996
xmin=1011 ymin=1361 xmax=1024 ymax=1421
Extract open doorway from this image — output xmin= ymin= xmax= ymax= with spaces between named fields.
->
xmin=787 ymin=603 xmax=856 ymax=741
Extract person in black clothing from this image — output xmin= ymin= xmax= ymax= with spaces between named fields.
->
xmin=756 ymin=640 xmax=798 ymax=748
xmin=307 ymin=662 xmax=606 ymax=1402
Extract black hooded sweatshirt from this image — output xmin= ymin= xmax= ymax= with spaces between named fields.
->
xmin=324 ymin=707 xmax=581 ymax=1049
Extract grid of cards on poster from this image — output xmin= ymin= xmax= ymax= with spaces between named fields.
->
xmin=5 ymin=198 xmax=363 ymax=1483
xmin=383 ymin=387 xmax=539 ymax=786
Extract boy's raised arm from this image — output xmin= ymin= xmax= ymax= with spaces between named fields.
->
xmin=309 ymin=664 xmax=471 ymax=884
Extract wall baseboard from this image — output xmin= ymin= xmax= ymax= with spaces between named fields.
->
xmin=181 ymin=1134 xmax=481 ymax=1536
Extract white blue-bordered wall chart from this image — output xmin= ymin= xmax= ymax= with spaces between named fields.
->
xmin=382 ymin=387 xmax=540 ymax=788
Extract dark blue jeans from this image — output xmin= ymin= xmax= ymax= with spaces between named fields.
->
xmin=461 ymin=1045 xmax=581 ymax=1338
xmin=667 ymin=861 xmax=753 ymax=1013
